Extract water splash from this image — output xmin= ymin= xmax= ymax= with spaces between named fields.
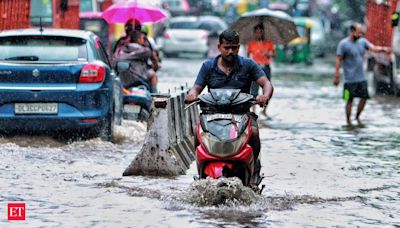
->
xmin=114 ymin=120 xmax=146 ymax=144
xmin=183 ymin=177 xmax=259 ymax=206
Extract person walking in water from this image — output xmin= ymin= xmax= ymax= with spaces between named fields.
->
xmin=334 ymin=22 xmax=390 ymax=126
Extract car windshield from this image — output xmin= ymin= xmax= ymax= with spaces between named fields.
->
xmin=197 ymin=21 xmax=226 ymax=32
xmin=0 ymin=36 xmax=87 ymax=61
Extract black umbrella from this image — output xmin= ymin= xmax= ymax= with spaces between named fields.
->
xmin=230 ymin=8 xmax=299 ymax=44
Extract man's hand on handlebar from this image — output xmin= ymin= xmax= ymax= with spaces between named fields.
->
xmin=184 ymin=93 xmax=198 ymax=104
xmin=256 ymin=94 xmax=270 ymax=107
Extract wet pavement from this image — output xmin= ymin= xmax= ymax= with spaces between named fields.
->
xmin=1 ymin=57 xmax=399 ymax=227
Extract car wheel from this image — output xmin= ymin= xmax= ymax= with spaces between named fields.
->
xmin=99 ymin=111 xmax=114 ymax=142
xmin=114 ymin=97 xmax=122 ymax=126
xmin=113 ymin=83 xmax=123 ymax=126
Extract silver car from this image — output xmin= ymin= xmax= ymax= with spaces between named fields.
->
xmin=160 ymin=16 xmax=227 ymax=57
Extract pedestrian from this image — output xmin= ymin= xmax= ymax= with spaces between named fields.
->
xmin=334 ymin=22 xmax=390 ymax=126
xmin=247 ymin=23 xmax=275 ymax=115
xmin=184 ymin=29 xmax=274 ymax=186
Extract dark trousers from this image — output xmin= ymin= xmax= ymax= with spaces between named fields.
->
xmin=251 ymin=64 xmax=271 ymax=97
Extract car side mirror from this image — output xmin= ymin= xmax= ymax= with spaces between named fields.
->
xmin=117 ymin=61 xmax=130 ymax=73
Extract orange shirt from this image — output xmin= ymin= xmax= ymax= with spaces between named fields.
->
xmin=247 ymin=40 xmax=275 ymax=65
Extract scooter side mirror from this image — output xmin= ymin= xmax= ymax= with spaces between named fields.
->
xmin=117 ymin=61 xmax=130 ymax=73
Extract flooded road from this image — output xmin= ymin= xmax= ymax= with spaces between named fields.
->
xmin=1 ymin=57 xmax=399 ymax=227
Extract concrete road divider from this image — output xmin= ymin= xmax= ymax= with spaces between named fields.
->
xmin=123 ymin=89 xmax=199 ymax=176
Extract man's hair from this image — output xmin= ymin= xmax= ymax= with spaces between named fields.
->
xmin=253 ymin=23 xmax=264 ymax=31
xmin=349 ymin=22 xmax=361 ymax=32
xmin=219 ymin=29 xmax=240 ymax=44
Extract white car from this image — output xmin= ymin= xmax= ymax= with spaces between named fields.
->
xmin=161 ymin=16 xmax=208 ymax=57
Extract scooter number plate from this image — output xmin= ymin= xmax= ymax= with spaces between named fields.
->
xmin=124 ymin=104 xmax=141 ymax=114
xmin=206 ymin=114 xmax=233 ymax=121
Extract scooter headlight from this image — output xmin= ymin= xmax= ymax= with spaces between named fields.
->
xmin=199 ymin=127 xmax=249 ymax=158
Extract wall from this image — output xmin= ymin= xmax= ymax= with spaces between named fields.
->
xmin=0 ymin=0 xmax=30 ymax=30
xmin=0 ymin=0 xmax=80 ymax=31
xmin=365 ymin=0 xmax=398 ymax=47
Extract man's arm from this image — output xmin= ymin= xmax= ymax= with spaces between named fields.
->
xmin=150 ymin=52 xmax=161 ymax=71
xmin=256 ymin=76 xmax=273 ymax=106
xmin=368 ymin=44 xmax=391 ymax=53
xmin=334 ymin=55 xmax=342 ymax=86
xmin=184 ymin=62 xmax=209 ymax=103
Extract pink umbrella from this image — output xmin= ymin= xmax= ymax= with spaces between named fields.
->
xmin=102 ymin=0 xmax=168 ymax=24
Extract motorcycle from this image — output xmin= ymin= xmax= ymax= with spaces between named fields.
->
xmin=192 ymin=89 xmax=265 ymax=193
xmin=116 ymin=61 xmax=152 ymax=122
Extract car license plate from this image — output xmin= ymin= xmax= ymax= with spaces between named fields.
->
xmin=124 ymin=104 xmax=141 ymax=114
xmin=14 ymin=103 xmax=58 ymax=114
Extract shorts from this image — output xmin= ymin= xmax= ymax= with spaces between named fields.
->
xmin=343 ymin=81 xmax=369 ymax=101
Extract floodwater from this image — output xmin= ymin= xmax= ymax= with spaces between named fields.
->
xmin=1 ymin=57 xmax=399 ymax=227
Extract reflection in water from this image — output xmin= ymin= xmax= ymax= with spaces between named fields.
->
xmin=0 ymin=58 xmax=399 ymax=227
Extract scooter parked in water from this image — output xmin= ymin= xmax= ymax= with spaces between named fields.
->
xmin=116 ymin=62 xmax=152 ymax=122
xmin=192 ymin=89 xmax=265 ymax=193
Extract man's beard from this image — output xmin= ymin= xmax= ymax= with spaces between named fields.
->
xmin=353 ymin=35 xmax=361 ymax=41
xmin=223 ymin=54 xmax=236 ymax=62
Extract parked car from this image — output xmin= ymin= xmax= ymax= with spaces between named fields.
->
xmin=0 ymin=28 xmax=122 ymax=141
xmin=160 ymin=16 xmax=227 ymax=57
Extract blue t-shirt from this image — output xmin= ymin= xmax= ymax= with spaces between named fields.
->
xmin=336 ymin=37 xmax=371 ymax=83
xmin=194 ymin=55 xmax=266 ymax=93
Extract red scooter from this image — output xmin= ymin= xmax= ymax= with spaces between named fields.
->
xmin=193 ymin=89 xmax=264 ymax=193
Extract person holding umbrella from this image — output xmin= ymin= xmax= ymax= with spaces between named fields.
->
xmin=247 ymin=23 xmax=276 ymax=115
xmin=113 ymin=19 xmax=159 ymax=93
xmin=115 ymin=31 xmax=153 ymax=89
xmin=112 ymin=19 xmax=142 ymax=66
xmin=185 ymin=29 xmax=274 ymax=185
